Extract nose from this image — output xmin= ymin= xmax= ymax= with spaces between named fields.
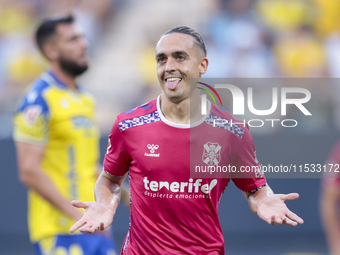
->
xmin=165 ymin=57 xmax=176 ymax=73
xmin=80 ymin=37 xmax=88 ymax=51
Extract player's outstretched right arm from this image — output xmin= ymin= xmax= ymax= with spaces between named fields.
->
xmin=70 ymin=170 xmax=127 ymax=233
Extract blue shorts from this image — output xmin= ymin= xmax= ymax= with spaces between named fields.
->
xmin=34 ymin=233 xmax=117 ymax=255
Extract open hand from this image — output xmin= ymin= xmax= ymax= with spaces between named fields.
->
xmin=69 ymin=200 xmax=115 ymax=233
xmin=257 ymin=193 xmax=304 ymax=226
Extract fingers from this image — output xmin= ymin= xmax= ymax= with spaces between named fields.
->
xmin=276 ymin=217 xmax=286 ymax=226
xmin=268 ymin=215 xmax=286 ymax=226
xmin=79 ymin=224 xmax=90 ymax=233
xmin=266 ymin=212 xmax=303 ymax=227
xmin=281 ymin=193 xmax=299 ymax=201
xmin=71 ymin=200 xmax=89 ymax=209
xmin=70 ymin=219 xmax=86 ymax=233
xmin=99 ymin=222 xmax=105 ymax=231
xmin=284 ymin=217 xmax=298 ymax=227
xmin=287 ymin=210 xmax=304 ymax=225
xmin=70 ymin=218 xmax=106 ymax=234
xmin=82 ymin=224 xmax=96 ymax=234
xmin=79 ymin=222 xmax=105 ymax=233
xmin=267 ymin=215 xmax=275 ymax=225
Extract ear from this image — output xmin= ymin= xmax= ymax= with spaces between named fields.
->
xmin=43 ymin=43 xmax=58 ymax=61
xmin=199 ymin=57 xmax=208 ymax=75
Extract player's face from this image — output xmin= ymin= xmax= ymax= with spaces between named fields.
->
xmin=54 ymin=23 xmax=88 ymax=76
xmin=155 ymin=33 xmax=208 ymax=103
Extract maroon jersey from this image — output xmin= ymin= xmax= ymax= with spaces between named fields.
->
xmin=104 ymin=96 xmax=266 ymax=255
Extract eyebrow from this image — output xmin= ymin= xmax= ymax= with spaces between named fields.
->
xmin=155 ymin=50 xmax=189 ymax=59
xmin=155 ymin=53 xmax=166 ymax=59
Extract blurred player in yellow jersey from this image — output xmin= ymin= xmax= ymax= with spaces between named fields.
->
xmin=13 ymin=15 xmax=129 ymax=255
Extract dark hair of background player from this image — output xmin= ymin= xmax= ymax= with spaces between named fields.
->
xmin=35 ymin=15 xmax=74 ymax=58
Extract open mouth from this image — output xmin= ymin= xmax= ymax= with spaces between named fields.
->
xmin=165 ymin=77 xmax=182 ymax=90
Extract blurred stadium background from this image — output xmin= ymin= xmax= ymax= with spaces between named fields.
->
xmin=1 ymin=0 xmax=340 ymax=254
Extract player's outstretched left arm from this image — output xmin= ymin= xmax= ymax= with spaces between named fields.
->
xmin=244 ymin=185 xmax=304 ymax=226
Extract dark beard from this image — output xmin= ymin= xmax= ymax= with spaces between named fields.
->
xmin=59 ymin=56 xmax=88 ymax=77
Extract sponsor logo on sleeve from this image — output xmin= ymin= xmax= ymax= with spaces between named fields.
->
xmin=23 ymin=105 xmax=42 ymax=126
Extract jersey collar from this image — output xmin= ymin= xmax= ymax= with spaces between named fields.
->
xmin=156 ymin=95 xmax=211 ymax=129
xmin=46 ymin=71 xmax=69 ymax=89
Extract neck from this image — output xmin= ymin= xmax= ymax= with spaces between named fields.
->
xmin=160 ymin=92 xmax=202 ymax=125
xmin=50 ymin=63 xmax=77 ymax=90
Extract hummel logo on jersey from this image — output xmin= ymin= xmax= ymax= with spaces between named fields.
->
xmin=147 ymin=144 xmax=159 ymax=153
xmin=145 ymin=144 xmax=160 ymax=157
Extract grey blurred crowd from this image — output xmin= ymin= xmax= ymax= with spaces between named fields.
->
xmin=0 ymin=0 xmax=340 ymax=137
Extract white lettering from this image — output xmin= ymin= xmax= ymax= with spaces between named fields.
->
xmin=201 ymin=94 xmax=207 ymax=115
xmin=248 ymin=87 xmax=278 ymax=115
xmin=201 ymin=184 xmax=209 ymax=194
xmin=150 ymin=181 xmax=158 ymax=191
xmin=180 ymin=182 xmax=188 ymax=192
xmin=144 ymin=153 xmax=160 ymax=157
xmin=193 ymin=179 xmax=202 ymax=193
xmin=281 ymin=87 xmax=312 ymax=116
xmin=188 ymin=178 xmax=193 ymax=193
xmin=281 ymin=119 xmax=298 ymax=127
xmin=265 ymin=119 xmax=280 ymax=127
xmin=170 ymin=182 xmax=179 ymax=192
xmin=214 ymin=84 xmax=245 ymax=115
xmin=143 ymin=177 xmax=149 ymax=190
xmin=200 ymin=85 xmax=312 ymax=117
xmin=143 ymin=177 xmax=218 ymax=195
xmin=248 ymin=119 xmax=264 ymax=128
xmin=159 ymin=181 xmax=169 ymax=190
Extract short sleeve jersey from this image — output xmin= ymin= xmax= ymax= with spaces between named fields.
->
xmin=104 ymin=96 xmax=267 ymax=255
xmin=13 ymin=71 xmax=100 ymax=242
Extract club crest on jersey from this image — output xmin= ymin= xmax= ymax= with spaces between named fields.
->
xmin=60 ymin=98 xmax=70 ymax=108
xmin=202 ymin=142 xmax=221 ymax=166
